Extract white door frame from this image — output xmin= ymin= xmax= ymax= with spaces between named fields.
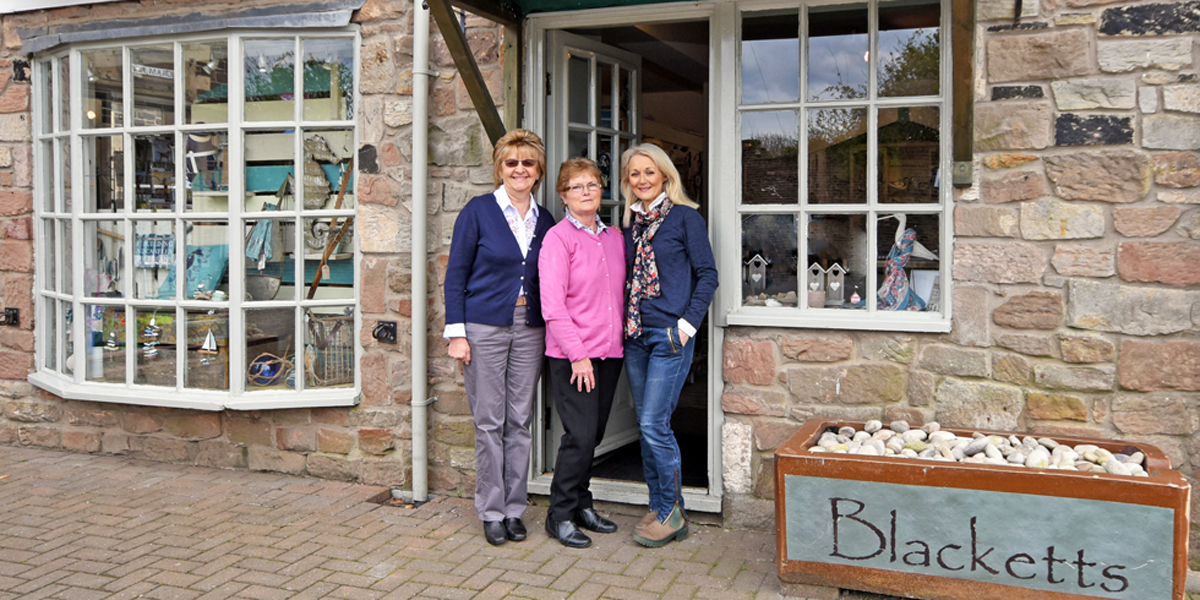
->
xmin=525 ymin=1 xmax=731 ymax=513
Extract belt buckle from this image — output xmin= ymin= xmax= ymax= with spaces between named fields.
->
xmin=515 ymin=296 xmax=527 ymax=307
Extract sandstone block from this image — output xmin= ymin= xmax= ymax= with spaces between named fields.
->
xmin=1117 ymin=241 xmax=1200 ymax=285
xmin=954 ymin=242 xmax=1046 ymax=283
xmin=62 ymin=430 xmax=102 ymax=453
xmin=992 ymin=352 xmax=1033 ymax=385
xmin=1051 ymin=244 xmax=1116 ymax=277
xmin=993 ymin=291 xmax=1063 ymax=329
xmin=950 ymin=286 xmax=991 ymax=347
xmin=909 ymin=370 xmax=937 ymax=406
xmin=935 ymin=378 xmax=1024 ymax=430
xmin=1043 ymin=149 xmax=1150 ymax=203
xmin=358 ymin=204 xmax=406 ymax=254
xmin=0 ymin=114 xmax=29 ymax=142
xmin=361 ymin=459 xmax=407 ymax=488
xmin=1141 ymin=86 xmax=1160 ymax=113
xmin=1051 ymin=78 xmax=1132 ymax=110
xmin=276 ymin=427 xmax=317 ymax=452
xmin=358 ymin=428 xmax=394 ymax=455
xmin=839 ymin=363 xmax=908 ymax=404
xmin=0 ymin=189 xmax=31 ymax=216
xmin=1112 ymin=393 xmax=1198 ymax=433
xmin=1152 ymin=152 xmax=1200 ymax=187
xmin=119 ymin=412 xmax=161 ymax=434
xmin=995 ymin=333 xmax=1057 ymax=356
xmin=64 ymin=408 xmax=117 ymax=428
xmin=723 ymin=339 xmax=777 ymax=386
xmin=1067 ymin=277 xmax=1199 ymax=335
xmin=307 ymin=454 xmax=359 ymax=481
xmin=859 ymin=335 xmax=919 ymax=362
xmin=227 ymin=418 xmax=272 ymax=447
xmin=432 ymin=415 xmax=475 ymax=446
xmin=1060 ymin=334 xmax=1116 ymax=363
xmin=1034 ymin=364 xmax=1116 ymax=391
xmin=194 ymin=441 xmax=247 ymax=469
xmin=1098 ymin=38 xmax=1192 ymax=72
xmin=955 ymin=205 xmax=1019 ymax=237
xmin=1118 ymin=340 xmax=1200 ymax=391
xmin=918 ymin=345 xmax=990 ymax=377
xmin=1113 ymin=206 xmax=1180 ymax=237
xmin=722 ymin=420 xmax=753 ymax=494
xmin=1027 ymin=391 xmax=1088 ymax=421
xmin=318 ymin=429 xmax=354 ymax=454
xmin=1159 ymin=189 xmax=1200 ymax=203
xmin=3 ymin=399 xmax=60 ymax=422
xmin=1054 ymin=114 xmax=1134 ymax=146
xmin=19 ymin=426 xmax=59 ymax=448
xmin=141 ymin=437 xmax=191 ymax=463
xmin=752 ymin=418 xmax=803 ymax=451
xmin=981 ymin=170 xmax=1045 ymax=203
xmin=1178 ymin=208 xmax=1200 ymax=238
xmin=1019 ymin=198 xmax=1105 ymax=239
xmin=778 ymin=335 xmax=853 ymax=362
xmin=1143 ymin=114 xmax=1200 ymax=149
xmin=978 ymin=0 xmax=1039 ymax=20
xmin=249 ymin=446 xmax=307 ymax=474
xmin=983 ymin=153 xmax=1038 ymax=169
xmin=786 ymin=366 xmax=841 ymax=404
xmin=721 ymin=386 xmax=788 ymax=417
xmin=1164 ymin=84 xmax=1200 ymax=113
xmin=162 ymin=413 xmax=221 ymax=439
xmin=975 ymin=102 xmax=1054 ymax=150
xmin=384 ymin=99 xmax=413 ymax=128
xmin=987 ymin=30 xmax=1090 ymax=83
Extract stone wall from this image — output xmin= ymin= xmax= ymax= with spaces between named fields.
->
xmin=0 ymin=0 xmax=504 ymax=492
xmin=722 ymin=0 xmax=1200 ymax=565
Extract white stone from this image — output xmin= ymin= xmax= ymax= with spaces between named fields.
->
xmin=721 ymin=420 xmax=753 ymax=494
xmin=1140 ymin=86 xmax=1160 ymax=114
xmin=1051 ymin=78 xmax=1137 ymax=110
xmin=1066 ymin=277 xmax=1200 ymax=336
xmin=1159 ymin=189 xmax=1200 ymax=204
xmin=1019 ymin=198 xmax=1106 ymax=240
xmin=0 ymin=114 xmax=30 ymax=142
xmin=1163 ymin=84 xmax=1200 ymax=113
xmin=384 ymin=99 xmax=413 ymax=127
xmin=1098 ymin=38 xmax=1193 ymax=73
xmin=1143 ymin=114 xmax=1200 ymax=150
xmin=358 ymin=204 xmax=407 ymax=253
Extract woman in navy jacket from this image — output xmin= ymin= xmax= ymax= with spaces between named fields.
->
xmin=444 ymin=129 xmax=556 ymax=546
xmin=620 ymin=143 xmax=718 ymax=548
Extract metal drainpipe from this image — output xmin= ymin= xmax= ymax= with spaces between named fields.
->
xmin=411 ymin=0 xmax=434 ymax=504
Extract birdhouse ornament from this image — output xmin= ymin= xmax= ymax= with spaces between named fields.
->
xmin=745 ymin=254 xmax=770 ymax=296
xmin=825 ymin=263 xmax=846 ymax=306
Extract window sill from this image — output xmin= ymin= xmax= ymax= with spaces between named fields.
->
xmin=723 ymin=306 xmax=951 ymax=333
xmin=29 ymin=371 xmax=360 ymax=411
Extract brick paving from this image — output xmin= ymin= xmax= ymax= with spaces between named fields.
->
xmin=0 ymin=447 xmax=798 ymax=600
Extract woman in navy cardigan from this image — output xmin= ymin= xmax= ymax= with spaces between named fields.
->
xmin=620 ymin=143 xmax=718 ymax=548
xmin=444 ymin=129 xmax=556 ymax=546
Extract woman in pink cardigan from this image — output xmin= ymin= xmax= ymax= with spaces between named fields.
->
xmin=538 ymin=158 xmax=626 ymax=548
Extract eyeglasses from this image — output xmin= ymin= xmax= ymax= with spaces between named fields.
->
xmin=567 ymin=182 xmax=601 ymax=194
xmin=503 ymin=158 xmax=538 ymax=168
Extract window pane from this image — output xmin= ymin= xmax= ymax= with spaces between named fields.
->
xmin=59 ymin=56 xmax=71 ymax=132
xmin=63 ymin=220 xmax=73 ymax=295
xmin=305 ymin=308 xmax=354 ymax=388
xmin=38 ymin=60 xmax=53 ymax=134
xmin=186 ymin=130 xmax=229 ymax=208
xmin=186 ymin=308 xmax=228 ymax=390
xmin=568 ymin=55 xmax=589 ymax=124
xmin=131 ymin=44 xmax=175 ymax=126
xmin=82 ymin=48 xmax=123 ymax=129
xmin=568 ymin=129 xmax=589 ymax=162
xmin=808 ymin=107 xmax=867 ymax=204
xmin=877 ymin=212 xmax=941 ymax=311
xmin=84 ymin=134 xmax=125 ymax=212
xmin=245 ymin=38 xmax=296 ymax=121
xmin=85 ymin=303 xmax=124 ymax=382
xmin=302 ymin=217 xmax=355 ymax=300
xmin=244 ymin=130 xmax=293 ymax=210
xmin=246 ymin=218 xmax=294 ymax=301
xmin=808 ymin=5 xmax=868 ymax=101
xmin=39 ymin=141 xmax=55 ymax=212
xmin=300 ymin=129 xmax=354 ymax=211
xmin=598 ymin=62 xmax=612 ymax=128
xmin=742 ymin=11 xmax=799 ymax=104
xmin=807 ymin=214 xmax=868 ymax=309
xmin=135 ymin=307 xmax=175 ymax=386
xmin=62 ymin=300 xmax=73 ymax=376
xmin=61 ymin=138 xmax=73 ymax=212
xmin=85 ymin=219 xmax=124 ymax=298
xmin=185 ymin=40 xmax=229 ymax=124
xmin=742 ymin=213 xmax=798 ymax=306
xmin=246 ymin=307 xmax=295 ymax=389
xmin=133 ymin=219 xmax=174 ymax=300
xmin=742 ymin=111 xmax=799 ymax=205
xmin=878 ymin=106 xmax=940 ymax=203
xmin=134 ymin=134 xmax=175 ymax=210
xmin=302 ymin=38 xmax=354 ymax=121
xmin=41 ymin=221 xmax=55 ymax=293
xmin=618 ymin=67 xmax=633 ymax=132
xmin=43 ymin=298 xmax=57 ymax=371
xmin=879 ymin=1 xmax=940 ymax=97
xmin=179 ymin=221 xmax=229 ymax=300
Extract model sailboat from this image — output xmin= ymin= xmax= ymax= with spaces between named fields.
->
xmin=199 ymin=329 xmax=218 ymax=354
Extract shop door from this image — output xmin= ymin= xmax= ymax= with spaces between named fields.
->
xmin=544 ymin=30 xmax=642 ymax=464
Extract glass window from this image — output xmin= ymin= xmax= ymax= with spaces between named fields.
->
xmin=738 ymin=0 xmax=948 ymax=326
xmin=32 ymin=31 xmax=359 ymax=407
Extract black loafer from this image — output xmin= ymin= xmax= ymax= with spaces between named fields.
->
xmin=573 ymin=508 xmax=618 ymax=534
xmin=483 ymin=521 xmax=507 ymax=546
xmin=545 ymin=516 xmax=592 ymax=548
xmin=503 ymin=517 xmax=527 ymax=541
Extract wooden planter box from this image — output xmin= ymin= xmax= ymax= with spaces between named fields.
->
xmin=775 ymin=418 xmax=1189 ymax=600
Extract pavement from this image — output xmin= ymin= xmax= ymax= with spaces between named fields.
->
xmin=0 ymin=446 xmax=803 ymax=600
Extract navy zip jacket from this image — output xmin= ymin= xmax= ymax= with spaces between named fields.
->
xmin=445 ymin=193 xmax=557 ymax=328
xmin=623 ymin=205 xmax=719 ymax=331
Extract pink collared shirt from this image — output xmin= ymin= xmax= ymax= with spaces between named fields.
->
xmin=539 ymin=216 xmax=626 ymax=362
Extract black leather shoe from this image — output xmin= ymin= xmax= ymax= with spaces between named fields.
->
xmin=573 ymin=508 xmax=618 ymax=534
xmin=503 ymin=517 xmax=527 ymax=541
xmin=545 ymin=516 xmax=592 ymax=548
xmin=483 ymin=521 xmax=507 ymax=546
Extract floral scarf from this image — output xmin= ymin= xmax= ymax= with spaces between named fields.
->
xmin=625 ymin=197 xmax=673 ymax=338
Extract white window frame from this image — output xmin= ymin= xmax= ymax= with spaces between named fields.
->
xmin=719 ymin=0 xmax=953 ymax=333
xmin=29 ymin=29 xmax=363 ymax=411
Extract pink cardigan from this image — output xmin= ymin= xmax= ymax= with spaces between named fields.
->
xmin=538 ymin=219 xmax=627 ymax=362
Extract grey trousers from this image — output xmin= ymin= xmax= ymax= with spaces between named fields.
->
xmin=463 ymin=306 xmax=544 ymax=522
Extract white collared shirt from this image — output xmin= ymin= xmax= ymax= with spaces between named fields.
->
xmin=565 ymin=211 xmax=607 ymax=235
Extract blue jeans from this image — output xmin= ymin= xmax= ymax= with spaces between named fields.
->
xmin=625 ymin=326 xmax=695 ymax=520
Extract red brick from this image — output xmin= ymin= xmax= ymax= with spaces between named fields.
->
xmin=0 ymin=190 xmax=30 ymax=216
xmin=276 ymin=426 xmax=316 ymax=452
xmin=4 ymin=218 xmax=31 ymax=240
xmin=722 ymin=339 xmax=776 ymax=386
xmin=1119 ymin=340 xmax=1200 ymax=391
xmin=0 ymin=350 xmax=32 ymax=378
xmin=317 ymin=428 xmax=353 ymax=454
xmin=0 ymin=241 xmax=32 ymax=272
xmin=0 ymin=86 xmax=28 ymax=114
xmin=992 ymin=291 xmax=1062 ymax=329
xmin=358 ymin=428 xmax=394 ymax=455
xmin=1118 ymin=242 xmax=1200 ymax=286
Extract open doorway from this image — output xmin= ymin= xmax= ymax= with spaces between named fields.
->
xmin=540 ymin=19 xmax=712 ymax=496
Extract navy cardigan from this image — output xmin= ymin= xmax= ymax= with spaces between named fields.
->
xmin=445 ymin=193 xmax=557 ymax=328
xmin=624 ymin=205 xmax=719 ymax=331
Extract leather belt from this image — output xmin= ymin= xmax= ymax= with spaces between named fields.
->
xmin=515 ymin=296 xmax=527 ymax=306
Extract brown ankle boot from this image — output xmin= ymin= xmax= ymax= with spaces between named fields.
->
xmin=635 ymin=509 xmax=657 ymax=532
xmin=632 ymin=504 xmax=687 ymax=547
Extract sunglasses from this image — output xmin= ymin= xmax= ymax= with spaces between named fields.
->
xmin=503 ymin=158 xmax=538 ymax=168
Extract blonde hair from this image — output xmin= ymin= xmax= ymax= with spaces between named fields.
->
xmin=492 ymin=129 xmax=547 ymax=195
xmin=620 ymin=143 xmax=699 ymax=227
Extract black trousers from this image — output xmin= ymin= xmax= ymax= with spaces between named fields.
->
xmin=547 ymin=356 xmax=624 ymax=522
